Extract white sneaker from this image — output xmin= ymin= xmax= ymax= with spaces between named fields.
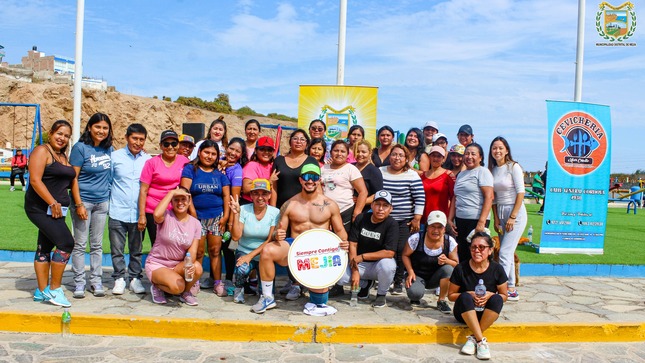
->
xmin=112 ymin=278 xmax=126 ymax=295
xmin=22 ymin=186 xmax=26 ymax=191
xmin=285 ymin=285 xmax=301 ymax=301
xmin=476 ymin=337 xmax=491 ymax=360
xmin=129 ymin=278 xmax=146 ymax=294
xmin=460 ymin=335 xmax=477 ymax=355
xmin=303 ymin=302 xmax=337 ymax=316
xmin=9 ymin=187 xmax=15 ymax=192
xmin=435 ymin=287 xmax=440 ymax=296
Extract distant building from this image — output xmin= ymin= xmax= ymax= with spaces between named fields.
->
xmin=0 ymin=45 xmax=5 ymax=63
xmin=19 ymin=46 xmax=108 ymax=91
xmin=21 ymin=46 xmax=75 ymax=75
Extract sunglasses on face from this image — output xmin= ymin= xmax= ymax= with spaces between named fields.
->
xmin=301 ymin=173 xmax=320 ymax=182
xmin=470 ymin=245 xmax=490 ymax=252
xmin=310 ymin=127 xmax=324 ymax=132
xmin=162 ymin=141 xmax=179 ymax=148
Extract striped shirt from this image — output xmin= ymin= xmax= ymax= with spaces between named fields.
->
xmin=380 ymin=167 xmax=425 ymax=221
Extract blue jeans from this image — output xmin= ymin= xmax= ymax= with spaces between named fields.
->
xmin=233 ymin=251 xmax=259 ymax=288
xmin=71 ymin=201 xmax=109 ymax=286
xmin=108 ymin=218 xmax=143 ymax=281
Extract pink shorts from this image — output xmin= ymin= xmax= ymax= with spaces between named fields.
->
xmin=144 ymin=257 xmax=180 ymax=282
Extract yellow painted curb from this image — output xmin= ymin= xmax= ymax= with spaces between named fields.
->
xmin=1 ymin=311 xmax=643 ymax=344
xmin=315 ymin=322 xmax=645 ymax=344
xmin=0 ymin=311 xmax=314 ymax=343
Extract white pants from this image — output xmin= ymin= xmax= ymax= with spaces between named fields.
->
xmin=496 ymin=203 xmax=527 ymax=288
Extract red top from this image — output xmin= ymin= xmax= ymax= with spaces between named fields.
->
xmin=11 ymin=154 xmax=28 ymax=168
xmin=421 ymin=170 xmax=455 ymax=223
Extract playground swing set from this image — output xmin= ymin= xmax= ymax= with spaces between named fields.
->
xmin=0 ymin=102 xmax=43 ymax=180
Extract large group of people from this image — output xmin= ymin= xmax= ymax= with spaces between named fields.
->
xmin=25 ymin=115 xmax=528 ymax=359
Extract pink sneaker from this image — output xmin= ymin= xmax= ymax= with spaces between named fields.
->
xmin=150 ymin=284 xmax=167 ymax=304
xmin=214 ymin=281 xmax=227 ymax=297
xmin=180 ymin=291 xmax=198 ymax=306
xmin=189 ymin=280 xmax=200 ymax=296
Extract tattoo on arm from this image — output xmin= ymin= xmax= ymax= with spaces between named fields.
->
xmin=312 ymin=200 xmax=330 ymax=212
xmin=278 ymin=200 xmax=290 ymax=223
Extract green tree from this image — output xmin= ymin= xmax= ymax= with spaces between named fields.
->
xmin=236 ymin=106 xmax=263 ymax=117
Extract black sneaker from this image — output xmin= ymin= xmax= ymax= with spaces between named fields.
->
xmin=357 ymin=280 xmax=373 ymax=299
xmin=372 ymin=294 xmax=387 ymax=308
xmin=437 ymin=299 xmax=452 ymax=314
xmin=391 ymin=282 xmax=403 ymax=295
xmin=328 ymin=284 xmax=345 ymax=297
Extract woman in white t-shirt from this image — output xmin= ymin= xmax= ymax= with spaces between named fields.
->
xmin=321 ymin=140 xmax=367 ymax=235
xmin=488 ymin=137 xmax=526 ymax=302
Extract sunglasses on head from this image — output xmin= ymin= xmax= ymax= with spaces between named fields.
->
xmin=301 ymin=173 xmax=320 ymax=182
xmin=162 ymin=141 xmax=179 ymax=148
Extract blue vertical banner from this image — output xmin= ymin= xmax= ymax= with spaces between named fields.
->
xmin=540 ymin=101 xmax=611 ymax=254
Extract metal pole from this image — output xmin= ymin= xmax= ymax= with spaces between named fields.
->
xmin=336 ymin=0 xmax=347 ymax=85
xmin=574 ymin=0 xmax=585 ymax=102
xmin=72 ymin=0 xmax=85 ymax=143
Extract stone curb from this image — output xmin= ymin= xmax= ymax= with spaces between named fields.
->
xmin=2 ymin=311 xmax=644 ymax=344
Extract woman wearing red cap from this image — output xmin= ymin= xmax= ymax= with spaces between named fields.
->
xmin=242 ymin=136 xmax=276 ymax=204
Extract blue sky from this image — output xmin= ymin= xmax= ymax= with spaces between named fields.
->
xmin=1 ymin=0 xmax=643 ymax=173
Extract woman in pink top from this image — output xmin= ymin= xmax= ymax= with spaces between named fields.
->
xmin=138 ymin=130 xmax=190 ymax=246
xmin=242 ymin=136 xmax=275 ymax=204
xmin=146 ymin=187 xmax=202 ymax=306
xmin=321 ymin=140 xmax=367 ymax=235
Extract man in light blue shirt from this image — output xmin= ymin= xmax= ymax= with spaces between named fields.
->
xmin=109 ymin=124 xmax=151 ymax=295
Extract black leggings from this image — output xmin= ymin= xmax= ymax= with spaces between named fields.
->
xmin=25 ymin=209 xmax=75 ymax=258
xmin=455 ymin=217 xmax=490 ymax=263
xmin=221 ymin=239 xmax=235 ymax=280
xmin=394 ymin=219 xmax=411 ymax=284
xmin=145 ymin=213 xmax=158 ymax=246
xmin=453 ymin=292 xmax=504 ymax=323
xmin=10 ymin=170 xmax=25 ymax=187
xmin=340 ymin=207 xmax=355 ymax=236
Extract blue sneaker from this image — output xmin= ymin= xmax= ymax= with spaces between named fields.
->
xmin=43 ymin=286 xmax=71 ymax=308
xmin=33 ymin=288 xmax=45 ymax=302
xmin=251 ymin=295 xmax=276 ymax=314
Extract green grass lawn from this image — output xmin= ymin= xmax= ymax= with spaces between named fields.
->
xmin=1 ymin=188 xmax=148 ymax=254
xmin=1 ymin=188 xmax=643 ymax=264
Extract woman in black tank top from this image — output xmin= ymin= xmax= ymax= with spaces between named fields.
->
xmin=24 ymin=120 xmax=77 ymax=308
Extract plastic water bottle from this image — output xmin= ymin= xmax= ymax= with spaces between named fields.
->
xmin=474 ymin=279 xmax=486 ymax=312
xmin=528 ymin=225 xmax=534 ymax=243
xmin=184 ymin=253 xmax=194 ymax=282
xmin=61 ymin=308 xmax=71 ymax=337
xmin=222 ymin=231 xmax=231 ymax=242
xmin=350 ymin=286 xmax=359 ymax=307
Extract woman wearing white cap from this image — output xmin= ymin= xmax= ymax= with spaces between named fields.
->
xmin=421 ymin=146 xmax=455 ymax=224
xmin=402 ymin=210 xmax=458 ymax=313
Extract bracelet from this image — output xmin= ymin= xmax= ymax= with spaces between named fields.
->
xmin=75 ymin=203 xmax=84 ymax=208
xmin=361 ymin=254 xmax=365 ymax=262
xmin=509 ymin=216 xmax=516 ymax=219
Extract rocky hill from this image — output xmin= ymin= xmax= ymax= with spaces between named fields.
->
xmin=0 ymin=73 xmax=297 ymax=153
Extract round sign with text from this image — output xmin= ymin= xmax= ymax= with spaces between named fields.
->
xmin=552 ymin=111 xmax=608 ymax=176
xmin=288 ymin=229 xmax=348 ymax=289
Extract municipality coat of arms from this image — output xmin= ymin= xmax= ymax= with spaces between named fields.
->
xmin=596 ymin=2 xmax=637 ymax=41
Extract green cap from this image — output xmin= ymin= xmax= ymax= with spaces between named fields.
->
xmin=300 ymin=163 xmax=321 ymax=176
